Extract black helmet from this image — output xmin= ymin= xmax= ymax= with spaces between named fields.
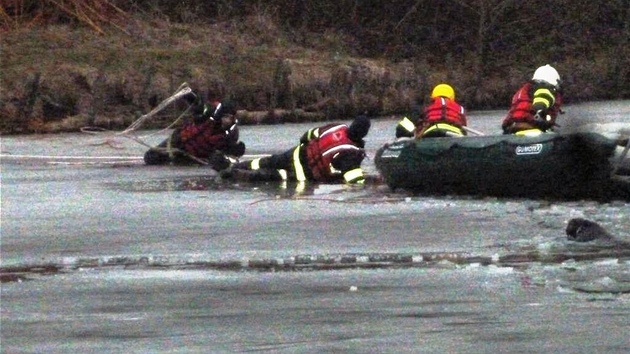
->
xmin=212 ymin=101 xmax=237 ymax=119
xmin=347 ymin=115 xmax=371 ymax=142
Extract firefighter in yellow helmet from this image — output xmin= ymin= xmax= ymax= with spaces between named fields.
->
xmin=395 ymin=83 xmax=468 ymax=139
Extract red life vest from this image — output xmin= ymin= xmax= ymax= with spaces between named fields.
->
xmin=305 ymin=124 xmax=363 ymax=181
xmin=423 ymin=97 xmax=467 ymax=127
xmin=178 ymin=120 xmax=227 ymax=158
xmin=506 ymin=83 xmax=535 ymax=123
xmin=504 ymin=82 xmax=563 ymax=126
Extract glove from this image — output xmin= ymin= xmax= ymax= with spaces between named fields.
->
xmin=182 ymin=91 xmax=207 ymax=123
xmin=208 ymin=151 xmax=231 ymax=171
xmin=225 ymin=141 xmax=246 ymax=157
xmin=183 ymin=90 xmax=201 ymax=106
xmin=533 ymin=110 xmax=554 ymax=130
xmin=533 ymin=109 xmax=546 ymax=121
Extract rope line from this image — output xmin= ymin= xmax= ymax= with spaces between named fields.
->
xmin=74 ymin=82 xmax=215 ymax=165
xmin=612 ymin=137 xmax=630 ymax=177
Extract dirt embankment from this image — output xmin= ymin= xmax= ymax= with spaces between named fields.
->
xmin=1 ymin=18 xmax=434 ymax=135
xmin=2 ymin=15 xmax=618 ymax=136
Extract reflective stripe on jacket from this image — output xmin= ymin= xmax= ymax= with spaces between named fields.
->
xmin=304 ymin=124 xmax=364 ymax=182
xmin=395 ymin=116 xmax=416 ymax=138
xmin=502 ymin=82 xmax=563 ymax=132
xmin=421 ymin=123 xmax=465 ymax=137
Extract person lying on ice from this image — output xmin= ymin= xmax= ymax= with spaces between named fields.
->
xmin=226 ymin=115 xmax=371 ymax=184
xmin=395 ymin=83 xmax=468 ymax=139
xmin=143 ymin=90 xmax=246 ymax=170
xmin=501 ymin=64 xmax=564 ymax=136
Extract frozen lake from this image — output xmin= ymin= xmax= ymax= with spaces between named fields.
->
xmin=1 ymin=101 xmax=630 ymax=353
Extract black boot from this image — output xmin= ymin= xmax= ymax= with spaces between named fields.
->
xmin=219 ymin=160 xmax=248 ymax=179
xmin=144 ymin=148 xmax=170 ymax=165
xmin=253 ymin=169 xmax=284 ymax=181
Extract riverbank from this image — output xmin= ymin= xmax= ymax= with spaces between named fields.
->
xmin=2 ymin=8 xmax=628 ymax=135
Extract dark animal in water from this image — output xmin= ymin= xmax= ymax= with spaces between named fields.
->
xmin=566 ymin=218 xmax=630 ymax=248
xmin=566 ymin=218 xmax=614 ymax=242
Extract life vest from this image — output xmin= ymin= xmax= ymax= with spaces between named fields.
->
xmin=304 ymin=124 xmax=364 ymax=181
xmin=424 ymin=97 xmax=467 ymax=127
xmin=178 ymin=120 xmax=227 ymax=158
xmin=503 ymin=82 xmax=563 ymax=129
xmin=505 ymin=83 xmax=535 ymax=123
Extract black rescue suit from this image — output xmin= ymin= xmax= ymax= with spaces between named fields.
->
xmin=502 ymin=81 xmax=563 ymax=135
xmin=144 ymin=97 xmax=245 ymax=168
xmin=395 ymin=97 xmax=467 ymax=138
xmin=234 ymin=122 xmax=367 ymax=184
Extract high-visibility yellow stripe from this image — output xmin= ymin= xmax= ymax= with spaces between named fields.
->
xmin=306 ymin=128 xmax=319 ymax=141
xmin=344 ymin=168 xmax=364 ymax=183
xmin=251 ymin=158 xmax=261 ymax=170
xmin=292 ymin=147 xmax=307 ymax=182
xmin=278 ymin=169 xmax=288 ymax=180
xmin=424 ymin=123 xmax=464 ymax=135
xmin=399 ymin=117 xmax=415 ymax=133
xmin=532 ymin=96 xmax=551 ymax=107
xmin=532 ymin=88 xmax=554 ymax=108
xmin=515 ymin=129 xmax=543 ymax=136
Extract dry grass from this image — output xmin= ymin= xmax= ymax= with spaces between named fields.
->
xmin=5 ymin=2 xmax=622 ymax=134
xmin=1 ymin=0 xmax=133 ymax=34
xmin=1 ymin=10 xmax=384 ymax=133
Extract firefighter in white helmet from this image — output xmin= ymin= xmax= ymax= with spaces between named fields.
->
xmin=501 ymin=64 xmax=564 ymax=136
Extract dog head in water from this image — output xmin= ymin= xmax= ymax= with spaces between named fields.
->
xmin=566 ymin=218 xmax=613 ymax=242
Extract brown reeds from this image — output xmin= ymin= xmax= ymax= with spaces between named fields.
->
xmin=0 ymin=0 xmax=131 ymax=34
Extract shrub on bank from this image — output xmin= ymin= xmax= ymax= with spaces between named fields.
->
xmin=1 ymin=2 xmax=628 ymax=134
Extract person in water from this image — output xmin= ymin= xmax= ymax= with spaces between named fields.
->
xmin=143 ymin=90 xmax=245 ymax=170
xmin=228 ymin=115 xmax=371 ymax=184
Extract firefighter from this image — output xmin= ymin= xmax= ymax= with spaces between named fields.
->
xmin=395 ymin=83 xmax=467 ymax=139
xmin=228 ymin=115 xmax=371 ymax=184
xmin=502 ymin=64 xmax=563 ymax=136
xmin=143 ymin=90 xmax=245 ymax=170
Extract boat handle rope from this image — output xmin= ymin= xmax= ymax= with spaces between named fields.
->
xmin=612 ymin=137 xmax=630 ymax=177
